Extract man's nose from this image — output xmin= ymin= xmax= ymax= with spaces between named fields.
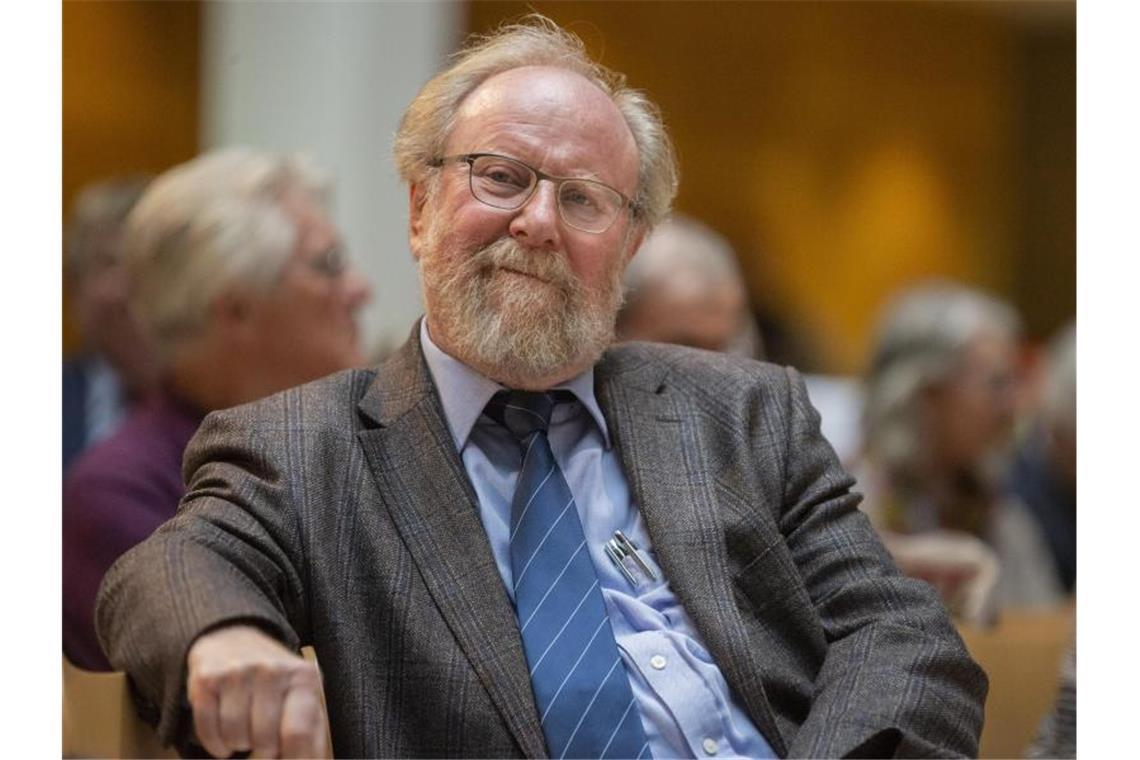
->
xmin=508 ymin=179 xmax=562 ymax=250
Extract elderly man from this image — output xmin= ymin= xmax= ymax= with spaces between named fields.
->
xmin=97 ymin=19 xmax=985 ymax=760
xmin=617 ymin=215 xmax=763 ymax=358
xmin=64 ymin=148 xmax=372 ymax=671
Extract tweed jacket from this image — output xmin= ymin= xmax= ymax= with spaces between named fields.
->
xmin=97 ymin=330 xmax=987 ymax=758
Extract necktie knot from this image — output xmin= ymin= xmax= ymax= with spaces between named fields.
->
xmin=485 ymin=390 xmax=574 ymax=445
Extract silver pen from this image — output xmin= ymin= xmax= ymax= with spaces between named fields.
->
xmin=605 ymin=529 xmax=657 ymax=588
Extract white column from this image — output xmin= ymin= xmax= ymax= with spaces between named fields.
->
xmin=202 ymin=1 xmax=461 ymax=355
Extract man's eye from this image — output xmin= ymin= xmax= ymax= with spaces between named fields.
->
xmin=563 ymin=188 xmax=598 ymax=208
xmin=482 ymin=167 xmax=528 ymax=187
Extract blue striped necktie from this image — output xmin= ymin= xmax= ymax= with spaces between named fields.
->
xmin=486 ymin=390 xmax=651 ymax=760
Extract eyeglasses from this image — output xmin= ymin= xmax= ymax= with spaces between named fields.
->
xmin=304 ymin=245 xmax=348 ymax=278
xmin=432 ymin=152 xmax=637 ymax=234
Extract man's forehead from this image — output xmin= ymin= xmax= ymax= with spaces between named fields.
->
xmin=461 ymin=66 xmax=605 ymax=108
xmin=450 ymin=65 xmax=638 ymax=179
xmin=463 ymin=68 xmax=622 ymax=128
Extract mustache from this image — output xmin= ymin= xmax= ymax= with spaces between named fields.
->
xmin=470 ymin=238 xmax=578 ymax=291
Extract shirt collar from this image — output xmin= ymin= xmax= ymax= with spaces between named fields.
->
xmin=419 ymin=319 xmax=611 ymax=451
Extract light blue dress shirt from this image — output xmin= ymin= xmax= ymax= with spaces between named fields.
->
xmin=420 ymin=322 xmax=775 ymax=759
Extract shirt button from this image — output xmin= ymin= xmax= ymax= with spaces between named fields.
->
xmin=702 ymin=738 xmax=718 ymax=755
xmin=649 ymin=655 xmax=667 ymax=670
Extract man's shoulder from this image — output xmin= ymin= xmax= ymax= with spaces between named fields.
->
xmin=209 ymin=367 xmax=380 ymax=433
xmin=601 ymin=340 xmax=791 ymax=395
xmin=183 ymin=368 xmax=383 ymax=482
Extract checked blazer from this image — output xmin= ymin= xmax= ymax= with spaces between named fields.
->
xmin=96 ymin=326 xmax=987 ymax=758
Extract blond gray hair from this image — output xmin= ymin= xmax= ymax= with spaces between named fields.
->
xmin=863 ymin=280 xmax=1022 ymax=474
xmin=393 ymin=14 xmax=678 ymax=228
xmin=122 ymin=147 xmax=330 ymax=356
xmin=623 ymin=215 xmax=745 ymax=295
xmin=620 ymin=215 xmax=763 ymax=357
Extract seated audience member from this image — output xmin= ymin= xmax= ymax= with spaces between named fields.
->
xmin=63 ymin=148 xmax=372 ymax=670
xmin=96 ymin=18 xmax=985 ymax=759
xmin=616 ymin=215 xmax=763 ymax=357
xmin=63 ymin=177 xmax=161 ymax=472
xmin=617 ymin=215 xmax=863 ymax=463
xmin=1009 ymin=323 xmax=1076 ymax=593
xmin=856 ymin=281 xmax=1062 ymax=617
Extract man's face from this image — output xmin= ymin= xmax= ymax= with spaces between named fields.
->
xmin=927 ymin=329 xmax=1019 ymax=470
xmin=244 ymin=190 xmax=372 ymax=389
xmin=411 ymin=66 xmax=644 ymax=388
xmin=620 ymin=279 xmax=750 ymax=354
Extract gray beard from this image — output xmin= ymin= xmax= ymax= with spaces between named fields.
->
xmin=420 ymin=233 xmax=625 ymax=386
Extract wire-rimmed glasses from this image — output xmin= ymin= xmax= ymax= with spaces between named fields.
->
xmin=432 ymin=152 xmax=637 ymax=234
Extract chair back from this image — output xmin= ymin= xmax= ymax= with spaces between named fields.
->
xmin=958 ymin=603 xmax=1075 ymax=758
xmin=62 ymin=655 xmax=176 ymax=758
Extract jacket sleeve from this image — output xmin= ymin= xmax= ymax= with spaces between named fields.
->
xmin=776 ymin=367 xmax=988 ymax=758
xmin=95 ymin=405 xmax=309 ymax=748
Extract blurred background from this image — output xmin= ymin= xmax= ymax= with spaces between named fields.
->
xmin=63 ymin=0 xmax=1073 ymax=374
xmin=62 ymin=3 xmax=1076 ymax=758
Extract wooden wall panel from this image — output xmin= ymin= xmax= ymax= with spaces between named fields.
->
xmin=62 ymin=0 xmax=200 ymax=353
xmin=466 ymin=1 xmax=1075 ymax=372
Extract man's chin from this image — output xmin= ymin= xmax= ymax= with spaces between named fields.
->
xmin=485 ymin=278 xmax=564 ymax=317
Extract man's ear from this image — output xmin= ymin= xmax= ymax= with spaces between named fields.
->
xmin=408 ymin=183 xmax=430 ymax=261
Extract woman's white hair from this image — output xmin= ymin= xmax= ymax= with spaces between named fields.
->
xmin=622 ymin=215 xmax=744 ymax=294
xmin=392 ymin=14 xmax=679 ymax=228
xmin=122 ymin=147 xmax=330 ymax=357
xmin=862 ymin=280 xmax=1022 ymax=475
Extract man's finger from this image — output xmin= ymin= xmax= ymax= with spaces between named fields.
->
xmin=188 ymin=675 xmax=229 ymax=759
xmin=249 ymin=665 xmax=288 ymax=758
xmin=279 ymin=670 xmax=327 ymax=759
xmin=217 ymin=670 xmax=254 ymax=753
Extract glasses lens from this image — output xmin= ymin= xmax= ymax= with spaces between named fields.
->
xmin=469 ymin=155 xmax=535 ymax=208
xmin=306 ymin=246 xmax=346 ymax=278
xmin=558 ymin=180 xmax=623 ymax=233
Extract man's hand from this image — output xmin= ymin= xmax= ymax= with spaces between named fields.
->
xmin=186 ymin=624 xmax=329 ymax=759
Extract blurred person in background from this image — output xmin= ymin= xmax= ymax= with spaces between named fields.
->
xmin=63 ymin=177 xmax=161 ymax=472
xmin=1009 ymin=323 xmax=1076 ymax=594
xmin=855 ymin=280 xmax=1062 ymax=618
xmin=616 ymin=215 xmax=863 ymax=463
xmin=616 ymin=214 xmax=763 ymax=357
xmin=63 ymin=148 xmax=372 ymax=670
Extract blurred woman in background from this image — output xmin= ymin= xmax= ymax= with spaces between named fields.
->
xmin=855 ymin=281 xmax=1062 ymax=619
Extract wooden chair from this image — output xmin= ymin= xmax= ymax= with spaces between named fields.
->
xmin=63 ymin=647 xmax=330 ymax=758
xmin=957 ymin=603 xmax=1075 ymax=759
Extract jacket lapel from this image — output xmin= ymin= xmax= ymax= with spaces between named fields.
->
xmin=355 ymin=331 xmax=547 ymax=758
xmin=596 ymin=352 xmax=789 ymax=757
